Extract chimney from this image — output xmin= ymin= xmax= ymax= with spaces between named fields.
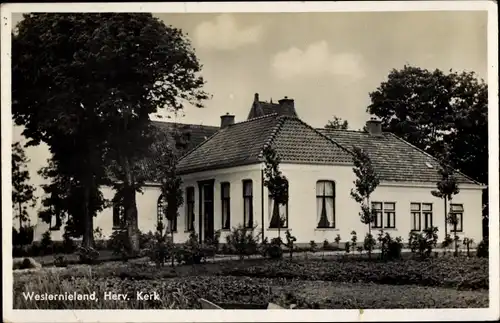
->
xmin=254 ymin=93 xmax=259 ymax=102
xmin=366 ymin=117 xmax=382 ymax=136
xmin=220 ymin=112 xmax=235 ymax=128
xmin=278 ymin=96 xmax=297 ymax=117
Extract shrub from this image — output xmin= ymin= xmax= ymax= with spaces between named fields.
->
xmin=462 ymin=237 xmax=474 ymax=257
xmin=40 ymin=230 xmax=53 ymax=255
xmin=350 ymin=231 xmax=358 ymax=253
xmin=409 ymin=227 xmax=438 ymax=259
xmin=363 ymin=233 xmax=376 ymax=257
xmin=285 ymin=230 xmax=297 ymax=259
xmin=225 ymin=225 xmax=259 ymax=260
xmin=259 ymin=237 xmax=269 ymax=257
xmin=93 ymin=227 xmax=106 ymax=250
xmin=378 ymin=231 xmax=402 ymax=261
xmin=76 ymin=246 xmax=99 ymax=265
xmin=175 ymin=231 xmax=205 ymax=265
xmin=441 ymin=234 xmax=453 ymax=254
xmin=205 ymin=230 xmax=221 ymax=254
xmin=477 ymin=238 xmax=488 ymax=258
xmin=334 ymin=234 xmax=341 ymax=248
xmin=309 ymin=240 xmax=317 ymax=254
xmin=13 ymin=225 xmax=34 ymax=246
xmin=62 ymin=230 xmax=77 ymax=254
xmin=267 ymin=237 xmax=283 ymax=259
xmin=53 ymin=255 xmax=68 ymax=268
xmin=344 ymin=241 xmax=350 ymax=254
xmin=108 ymin=229 xmax=132 ymax=261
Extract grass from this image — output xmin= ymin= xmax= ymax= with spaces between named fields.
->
xmin=13 ymin=255 xmax=488 ymax=309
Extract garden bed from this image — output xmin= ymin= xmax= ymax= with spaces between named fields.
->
xmin=13 ymin=269 xmax=488 ymax=309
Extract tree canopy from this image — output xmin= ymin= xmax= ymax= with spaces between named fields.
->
xmin=325 ymin=116 xmax=349 ymax=130
xmin=12 ymin=13 xmax=209 ymax=246
xmin=12 ymin=142 xmax=37 ymax=228
xmin=367 ymin=65 xmax=487 ymax=185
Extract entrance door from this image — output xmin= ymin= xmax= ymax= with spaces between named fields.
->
xmin=198 ymin=180 xmax=215 ymax=243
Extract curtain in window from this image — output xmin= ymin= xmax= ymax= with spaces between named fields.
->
xmin=316 ymin=181 xmax=335 ymax=228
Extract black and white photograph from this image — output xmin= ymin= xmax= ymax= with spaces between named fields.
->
xmin=2 ymin=1 xmax=498 ymax=322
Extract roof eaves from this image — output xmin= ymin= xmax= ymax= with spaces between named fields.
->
xmin=387 ymin=132 xmax=484 ymax=186
xmin=178 ymin=160 xmax=261 ymax=175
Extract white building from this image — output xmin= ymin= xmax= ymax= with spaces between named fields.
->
xmin=36 ymin=93 xmax=486 ymax=245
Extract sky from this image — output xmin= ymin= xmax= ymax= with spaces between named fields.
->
xmin=10 ymin=11 xmax=488 ymax=222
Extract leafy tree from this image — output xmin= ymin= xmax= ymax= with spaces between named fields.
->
xmin=12 ymin=14 xmax=209 ymax=248
xmin=262 ymin=145 xmax=289 ymax=239
xmin=12 ymin=142 xmax=37 ymax=230
xmin=325 ymin=116 xmax=349 ymax=130
xmin=350 ymin=146 xmax=380 ymax=259
xmin=431 ymin=147 xmax=460 ymax=245
xmin=367 ymin=65 xmax=488 ymax=235
xmin=38 ymin=159 xmax=108 ymax=239
xmin=156 ymin=148 xmax=184 ymax=266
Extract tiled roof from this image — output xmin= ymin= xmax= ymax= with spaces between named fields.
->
xmin=177 ymin=114 xmax=353 ymax=174
xmin=247 ymin=100 xmax=298 ymax=120
xmin=317 ymin=128 xmax=479 ymax=185
xmin=134 ymin=121 xmax=219 ymax=181
xmin=151 ymin=121 xmax=219 ymax=158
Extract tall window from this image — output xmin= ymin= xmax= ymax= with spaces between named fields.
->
xmin=221 ymin=182 xmax=231 ymax=230
xmin=411 ymin=203 xmax=433 ymax=231
xmin=158 ymin=195 xmax=177 ymax=232
xmin=113 ymin=202 xmax=125 ymax=229
xmin=372 ymin=202 xmax=396 ymax=229
xmin=449 ymin=204 xmax=464 ymax=232
xmin=269 ymin=180 xmax=289 ymax=229
xmin=243 ymin=180 xmax=253 ymax=228
xmin=185 ymin=187 xmax=195 ymax=231
xmin=316 ymin=181 xmax=335 ymax=228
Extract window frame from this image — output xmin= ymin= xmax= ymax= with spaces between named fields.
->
xmin=316 ymin=180 xmax=336 ymax=229
xmin=185 ymin=187 xmax=195 ymax=232
xmin=221 ymin=182 xmax=231 ymax=230
xmin=371 ymin=201 xmax=396 ymax=229
xmin=268 ymin=181 xmax=289 ymax=229
xmin=410 ymin=202 xmax=433 ymax=231
xmin=449 ymin=203 xmax=464 ymax=232
xmin=158 ymin=194 xmax=177 ymax=233
xmin=242 ymin=180 xmax=253 ymax=228
xmin=112 ymin=202 xmax=125 ymax=229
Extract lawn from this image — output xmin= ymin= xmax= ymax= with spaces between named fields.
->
xmin=13 ymin=255 xmax=489 ymax=309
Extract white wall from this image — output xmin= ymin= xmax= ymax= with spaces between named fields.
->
xmin=178 ymin=164 xmax=263 ymax=243
xmin=33 ymin=162 xmax=484 ymax=246
xmin=273 ymin=163 xmax=484 ymax=245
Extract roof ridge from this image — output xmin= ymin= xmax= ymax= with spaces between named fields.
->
xmin=237 ymin=112 xmax=279 ymax=125
xmin=178 ymin=113 xmax=280 ymax=164
xmin=177 ymin=127 xmax=221 ymax=164
xmin=387 ymin=133 xmax=484 ymax=186
xmin=318 ymin=128 xmax=369 ymax=134
xmin=257 ymin=115 xmax=288 ymax=160
xmin=291 ymin=117 xmax=355 ymax=157
xmin=152 ymin=120 xmax=219 ymax=129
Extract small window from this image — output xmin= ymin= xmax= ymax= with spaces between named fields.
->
xmin=221 ymin=183 xmax=231 ymax=230
xmin=449 ymin=203 xmax=463 ymax=232
xmin=185 ymin=187 xmax=195 ymax=232
xmin=158 ymin=194 xmax=176 ymax=232
xmin=411 ymin=202 xmax=433 ymax=231
xmin=316 ymin=181 xmax=335 ymax=228
xmin=113 ymin=202 xmax=125 ymax=229
xmin=372 ymin=202 xmax=396 ymax=229
xmin=243 ymin=180 xmax=253 ymax=228
xmin=269 ymin=180 xmax=289 ymax=229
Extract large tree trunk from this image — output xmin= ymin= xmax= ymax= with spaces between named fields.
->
xmin=19 ymin=201 xmax=23 ymax=229
xmin=122 ymin=156 xmax=140 ymax=255
xmin=444 ymin=197 xmax=448 ymax=237
xmin=81 ymin=183 xmax=95 ymax=248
